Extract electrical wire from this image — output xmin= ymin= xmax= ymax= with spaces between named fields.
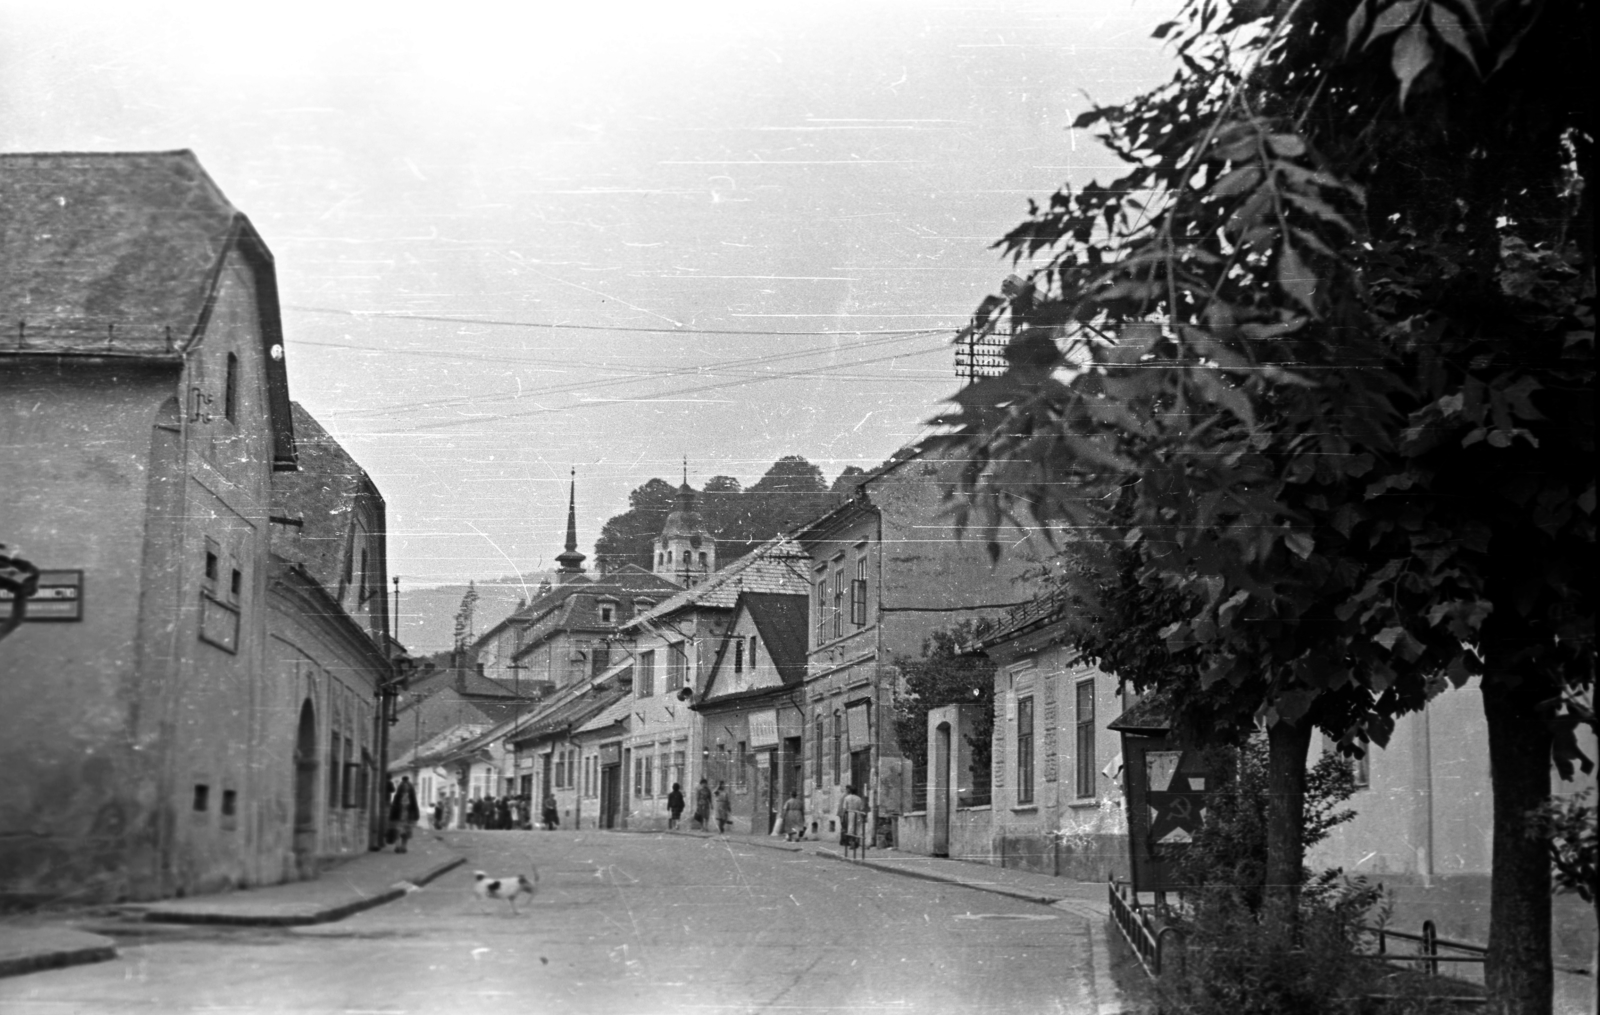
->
xmin=285 ymin=304 xmax=956 ymax=337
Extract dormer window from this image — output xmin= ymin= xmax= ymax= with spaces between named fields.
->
xmin=597 ymin=596 xmax=619 ymax=624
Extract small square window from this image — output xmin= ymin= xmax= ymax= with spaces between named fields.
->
xmin=204 ymin=551 xmax=218 ymax=582
xmin=600 ymin=604 xmax=614 ymax=623
xmin=193 ymin=784 xmax=210 ymax=812
xmin=221 ymin=789 xmax=237 ymax=816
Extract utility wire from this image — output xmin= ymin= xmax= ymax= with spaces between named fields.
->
xmin=319 ymin=329 xmax=947 ymax=420
xmin=285 ymin=304 xmax=956 ymax=337
xmin=389 ymin=343 xmax=951 ymax=434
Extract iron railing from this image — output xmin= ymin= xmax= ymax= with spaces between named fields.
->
xmin=1108 ymin=879 xmax=1184 ymax=977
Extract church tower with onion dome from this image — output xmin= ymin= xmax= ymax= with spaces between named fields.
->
xmin=653 ymin=463 xmax=716 ymax=587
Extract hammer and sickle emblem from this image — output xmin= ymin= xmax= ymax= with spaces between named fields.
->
xmin=1167 ymin=796 xmax=1193 ymax=822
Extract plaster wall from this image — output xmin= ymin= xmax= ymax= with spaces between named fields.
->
xmin=0 ymin=360 xmax=175 ymax=905
xmin=623 ymin=610 xmax=726 ymax=829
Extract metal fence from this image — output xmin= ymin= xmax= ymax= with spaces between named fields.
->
xmin=1108 ymin=879 xmax=1184 ymax=977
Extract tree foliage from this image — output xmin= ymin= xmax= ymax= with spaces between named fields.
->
xmin=891 ymin=620 xmax=997 ymax=803
xmin=935 ymin=1 xmax=1593 ymax=1010
xmin=595 ymin=457 xmax=847 ymax=571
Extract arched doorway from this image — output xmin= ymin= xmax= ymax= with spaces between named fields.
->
xmin=293 ymin=701 xmax=318 ymax=876
xmin=931 ymin=721 xmax=952 ymax=857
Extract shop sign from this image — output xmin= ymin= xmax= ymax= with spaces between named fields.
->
xmin=748 ymin=709 xmax=779 ymax=749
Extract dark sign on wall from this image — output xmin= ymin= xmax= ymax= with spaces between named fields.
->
xmin=0 ymin=569 xmax=83 ymax=621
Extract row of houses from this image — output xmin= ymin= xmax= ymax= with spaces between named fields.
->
xmin=390 ymin=445 xmax=1047 ymax=848
xmin=1 ymin=151 xmax=397 ymax=905
xmin=394 ymin=453 xmax=1593 ymax=968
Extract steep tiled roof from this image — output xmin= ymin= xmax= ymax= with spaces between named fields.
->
xmin=0 ymin=151 xmax=296 ymax=468
xmin=624 ymin=535 xmax=810 ymax=629
xmin=743 ymin=592 xmax=810 ymax=685
xmin=703 ymin=592 xmax=809 ymax=701
xmin=574 ymin=684 xmax=633 ymax=735
xmin=271 ymin=403 xmax=381 ymax=594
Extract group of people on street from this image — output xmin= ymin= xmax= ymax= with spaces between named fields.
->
xmin=666 ymin=778 xmax=734 ymax=833
xmin=388 ymin=773 xmax=867 ymax=846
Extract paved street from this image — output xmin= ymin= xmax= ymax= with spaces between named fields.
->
xmin=0 ymin=831 xmax=1103 ymax=1015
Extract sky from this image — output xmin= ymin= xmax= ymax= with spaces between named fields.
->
xmin=1 ymin=0 xmax=1181 ymax=586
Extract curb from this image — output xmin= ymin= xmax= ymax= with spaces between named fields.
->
xmin=141 ymin=856 xmax=465 ymax=928
xmin=814 ymin=850 xmax=1065 ymax=906
xmin=0 ymin=932 xmax=117 ymax=980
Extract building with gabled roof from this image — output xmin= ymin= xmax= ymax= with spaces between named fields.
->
xmin=0 ymin=150 xmax=391 ymax=904
xmin=692 ymin=592 xmax=810 ymax=835
xmin=618 ymin=535 xmax=811 ymax=829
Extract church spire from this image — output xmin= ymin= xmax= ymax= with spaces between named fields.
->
xmin=554 ymin=468 xmax=586 ymax=581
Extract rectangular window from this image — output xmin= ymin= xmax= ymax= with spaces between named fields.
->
xmin=359 ymin=548 xmax=370 ymax=603
xmin=815 ymin=578 xmax=828 ymax=646
xmin=851 ymin=555 xmax=868 ymax=627
xmin=221 ymin=789 xmax=238 ymax=817
xmin=1017 ymin=696 xmax=1035 ymax=806
xmin=634 ymin=756 xmax=644 ymax=797
xmin=734 ymin=638 xmax=744 ymax=673
xmin=1075 ymin=680 xmax=1096 ymax=799
xmin=193 ymin=784 xmax=209 ymax=812
xmin=230 ymin=567 xmax=242 ymax=599
xmin=736 ymin=742 xmax=747 ymax=789
xmin=637 ymin=650 xmax=655 ymax=697
xmin=342 ymin=736 xmax=357 ymax=808
xmin=832 ymin=712 xmax=842 ymax=786
xmin=328 ymin=732 xmax=341 ymax=804
xmin=204 ymin=549 xmax=219 ymax=583
xmin=555 ymin=751 xmax=566 ymax=789
xmin=224 ymin=352 xmax=238 ymax=422
xmin=667 ymin=643 xmax=686 ymax=691
xmin=673 ymin=749 xmax=685 ymax=789
xmin=814 ymin=715 xmax=824 ymax=784
xmin=832 ymin=567 xmax=844 ymax=638
xmin=749 ymin=635 xmax=757 ymax=668
xmin=644 ymin=753 xmax=654 ymax=796
xmin=658 ymin=753 xmax=669 ymax=796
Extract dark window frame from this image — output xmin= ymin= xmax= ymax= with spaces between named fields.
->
xmin=1017 ymin=696 xmax=1035 ymax=806
xmin=1075 ymin=679 xmax=1097 ymax=799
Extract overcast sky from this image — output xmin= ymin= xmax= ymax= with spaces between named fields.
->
xmin=2 ymin=0 xmax=1180 ymax=587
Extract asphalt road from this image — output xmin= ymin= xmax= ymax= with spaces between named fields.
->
xmin=0 ymin=830 xmax=1100 ymax=1015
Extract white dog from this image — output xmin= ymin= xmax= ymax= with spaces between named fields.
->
xmin=472 ymin=869 xmax=539 ymax=915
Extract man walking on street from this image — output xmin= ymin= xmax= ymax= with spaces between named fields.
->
xmin=693 ymin=778 xmax=712 ymax=831
xmin=667 ymin=782 xmax=685 ymax=830
xmin=713 ymin=781 xmax=732 ymax=834
xmin=388 ymin=776 xmax=420 ymax=853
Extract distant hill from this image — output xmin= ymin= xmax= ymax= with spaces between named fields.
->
xmin=396 ymin=572 xmax=551 ymax=654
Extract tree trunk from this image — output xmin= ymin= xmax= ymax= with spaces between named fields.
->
xmin=1265 ymin=718 xmax=1313 ymax=936
xmin=1483 ymin=676 xmax=1554 ymax=1015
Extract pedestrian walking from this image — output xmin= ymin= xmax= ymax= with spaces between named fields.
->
xmin=495 ymin=796 xmax=511 ymax=830
xmin=388 ymin=776 xmax=420 ymax=853
xmin=713 ymin=781 xmax=732 ymax=834
xmin=432 ymin=801 xmax=444 ymax=830
xmin=667 ymin=783 xmax=685 ymax=830
xmin=692 ymin=778 xmax=712 ymax=831
xmin=838 ymin=783 xmax=866 ymax=852
xmin=542 ymin=790 xmax=560 ymax=830
xmin=781 ymin=789 xmax=805 ymax=842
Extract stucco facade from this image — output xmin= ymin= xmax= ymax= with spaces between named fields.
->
xmin=0 ymin=151 xmax=389 ymax=906
xmin=797 ymin=444 xmax=1044 ymax=846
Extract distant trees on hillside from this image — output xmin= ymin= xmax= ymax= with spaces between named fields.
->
xmin=594 ymin=455 xmax=864 ymax=572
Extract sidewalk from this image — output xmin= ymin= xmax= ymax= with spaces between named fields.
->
xmin=0 ymin=833 xmax=464 ymax=979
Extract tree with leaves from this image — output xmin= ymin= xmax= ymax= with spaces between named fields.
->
xmin=594 ymin=478 xmax=679 ymax=573
xmin=937 ymin=1 xmax=1593 ymax=1011
xmin=891 ymin=620 xmax=997 ymax=806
